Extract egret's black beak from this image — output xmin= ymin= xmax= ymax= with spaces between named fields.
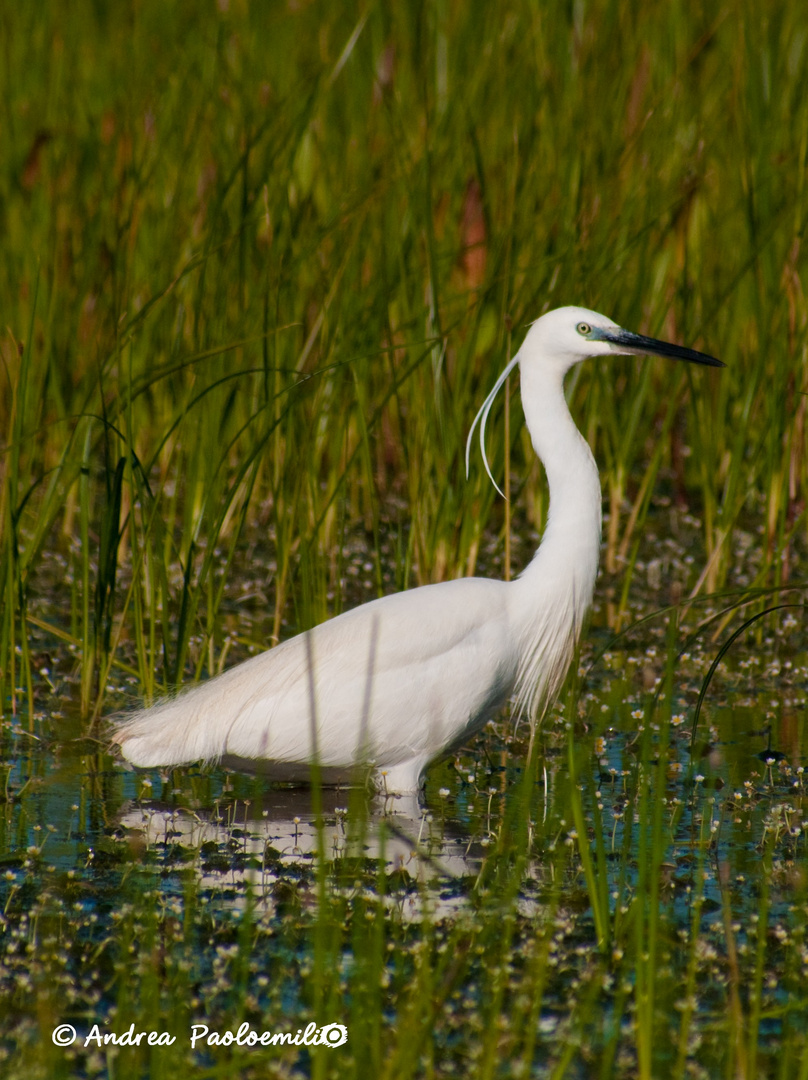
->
xmin=600 ymin=328 xmax=724 ymax=368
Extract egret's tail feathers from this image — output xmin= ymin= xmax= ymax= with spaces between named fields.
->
xmin=111 ymin=691 xmax=228 ymax=768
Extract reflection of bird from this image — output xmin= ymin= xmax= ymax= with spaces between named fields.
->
xmin=113 ymin=306 xmax=722 ymax=792
xmin=119 ymin=788 xmax=478 ymax=900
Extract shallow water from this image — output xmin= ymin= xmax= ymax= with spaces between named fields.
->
xmin=2 ymin=513 xmax=808 ymax=1077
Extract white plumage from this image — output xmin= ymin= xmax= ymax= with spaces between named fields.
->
xmin=113 ymin=306 xmax=721 ymax=791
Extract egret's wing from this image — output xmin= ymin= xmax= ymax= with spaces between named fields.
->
xmin=114 ymin=578 xmax=515 ymax=772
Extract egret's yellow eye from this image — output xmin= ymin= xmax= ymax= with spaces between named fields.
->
xmin=577 ymin=322 xmax=592 ymax=335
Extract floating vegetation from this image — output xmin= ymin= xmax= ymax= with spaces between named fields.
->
xmin=2 ymin=559 xmax=808 ymax=1076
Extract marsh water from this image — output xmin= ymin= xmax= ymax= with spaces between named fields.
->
xmin=2 ymin=509 xmax=807 ymax=1078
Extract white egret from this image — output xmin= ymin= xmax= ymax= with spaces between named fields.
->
xmin=113 ymin=306 xmax=722 ymax=791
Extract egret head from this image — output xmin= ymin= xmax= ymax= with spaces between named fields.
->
xmin=518 ymin=306 xmax=621 ymax=373
xmin=519 ymin=305 xmax=723 ymax=375
xmin=466 ymin=305 xmax=722 ymax=495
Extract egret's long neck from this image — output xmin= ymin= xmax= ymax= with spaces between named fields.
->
xmin=517 ymin=361 xmax=602 ymax=613
xmin=507 ymin=359 xmax=602 ymax=723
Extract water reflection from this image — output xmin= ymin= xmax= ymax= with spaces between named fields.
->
xmin=117 ymin=782 xmax=485 ymax=921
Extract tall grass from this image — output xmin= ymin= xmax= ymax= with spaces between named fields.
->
xmin=1 ymin=0 xmax=806 ymax=718
xmin=1 ymin=0 xmax=807 ymax=1076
